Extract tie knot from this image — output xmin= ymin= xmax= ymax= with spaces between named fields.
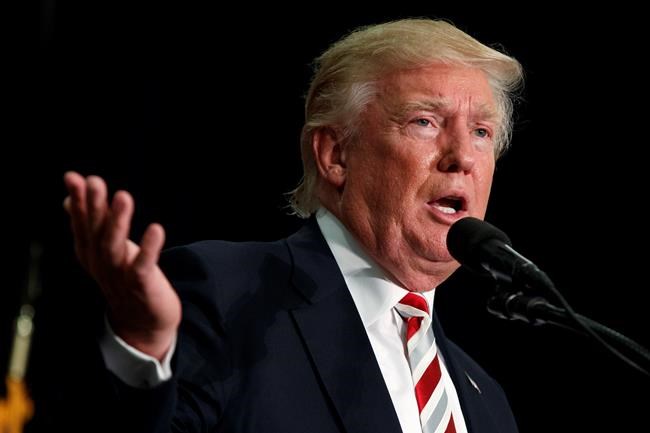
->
xmin=395 ymin=292 xmax=430 ymax=319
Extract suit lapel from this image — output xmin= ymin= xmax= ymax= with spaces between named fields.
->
xmin=432 ymin=317 xmax=501 ymax=433
xmin=286 ymin=220 xmax=403 ymax=433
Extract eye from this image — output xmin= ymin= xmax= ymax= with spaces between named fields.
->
xmin=474 ymin=127 xmax=490 ymax=138
xmin=405 ymin=116 xmax=439 ymax=140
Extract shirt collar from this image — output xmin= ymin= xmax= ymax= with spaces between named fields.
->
xmin=316 ymin=209 xmax=435 ymax=329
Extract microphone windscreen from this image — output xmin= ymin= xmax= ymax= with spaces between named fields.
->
xmin=447 ymin=217 xmax=511 ymax=266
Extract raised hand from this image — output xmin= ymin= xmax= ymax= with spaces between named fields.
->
xmin=63 ymin=171 xmax=181 ymax=361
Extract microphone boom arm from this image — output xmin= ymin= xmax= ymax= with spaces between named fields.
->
xmin=486 ymin=281 xmax=650 ymax=377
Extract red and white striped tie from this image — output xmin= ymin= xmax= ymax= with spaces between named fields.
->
xmin=395 ymin=292 xmax=456 ymax=433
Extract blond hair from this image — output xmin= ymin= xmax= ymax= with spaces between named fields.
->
xmin=289 ymin=19 xmax=524 ymax=217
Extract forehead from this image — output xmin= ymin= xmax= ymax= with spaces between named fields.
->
xmin=377 ymin=63 xmax=497 ymax=116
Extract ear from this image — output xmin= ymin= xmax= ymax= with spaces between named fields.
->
xmin=312 ymin=127 xmax=346 ymax=188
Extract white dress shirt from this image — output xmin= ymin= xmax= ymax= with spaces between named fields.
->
xmin=100 ymin=209 xmax=467 ymax=433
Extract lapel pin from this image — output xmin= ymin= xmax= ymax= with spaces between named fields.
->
xmin=465 ymin=371 xmax=482 ymax=394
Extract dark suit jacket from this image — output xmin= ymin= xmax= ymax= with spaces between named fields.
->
xmin=110 ymin=219 xmax=518 ymax=433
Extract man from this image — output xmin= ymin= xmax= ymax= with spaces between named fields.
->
xmin=63 ymin=19 xmax=522 ymax=433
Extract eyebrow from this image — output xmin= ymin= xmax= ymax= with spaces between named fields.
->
xmin=391 ymin=99 xmax=499 ymax=123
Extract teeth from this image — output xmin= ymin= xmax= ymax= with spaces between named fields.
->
xmin=432 ymin=204 xmax=456 ymax=214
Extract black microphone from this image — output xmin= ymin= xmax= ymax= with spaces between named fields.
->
xmin=446 ymin=217 xmax=549 ymax=290
xmin=447 ymin=218 xmax=650 ymax=377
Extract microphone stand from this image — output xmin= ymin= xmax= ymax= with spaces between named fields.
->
xmin=482 ymin=263 xmax=650 ymax=377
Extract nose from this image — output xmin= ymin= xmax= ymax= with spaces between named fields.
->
xmin=436 ymin=123 xmax=476 ymax=174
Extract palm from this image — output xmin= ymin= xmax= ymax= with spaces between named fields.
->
xmin=103 ymin=240 xmax=181 ymax=349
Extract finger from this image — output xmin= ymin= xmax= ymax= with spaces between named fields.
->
xmin=63 ymin=171 xmax=90 ymax=261
xmin=103 ymin=190 xmax=134 ymax=268
xmin=63 ymin=170 xmax=85 ymax=193
xmin=86 ymin=175 xmax=109 ymax=237
xmin=63 ymin=171 xmax=88 ymax=219
xmin=133 ymin=223 xmax=165 ymax=277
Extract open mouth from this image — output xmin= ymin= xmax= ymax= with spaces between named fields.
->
xmin=429 ymin=196 xmax=467 ymax=215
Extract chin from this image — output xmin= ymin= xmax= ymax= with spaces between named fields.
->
xmin=416 ymin=235 xmax=452 ymax=262
xmin=427 ymin=255 xmax=458 ymax=272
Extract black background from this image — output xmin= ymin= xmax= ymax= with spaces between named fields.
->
xmin=8 ymin=2 xmax=648 ymax=431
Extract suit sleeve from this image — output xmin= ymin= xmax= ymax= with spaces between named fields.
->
xmin=102 ymin=244 xmax=233 ymax=433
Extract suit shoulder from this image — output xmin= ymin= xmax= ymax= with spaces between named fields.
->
xmin=160 ymin=239 xmax=294 ymax=323
xmin=161 ymin=238 xmax=290 ymax=278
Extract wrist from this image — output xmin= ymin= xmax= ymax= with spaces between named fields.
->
xmin=107 ymin=318 xmax=177 ymax=362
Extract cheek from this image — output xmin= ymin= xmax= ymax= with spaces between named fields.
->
xmin=386 ymin=157 xmax=431 ymax=206
xmin=344 ymin=158 xmax=399 ymax=213
xmin=346 ymin=132 xmax=433 ymax=211
xmin=475 ymin=161 xmax=495 ymax=209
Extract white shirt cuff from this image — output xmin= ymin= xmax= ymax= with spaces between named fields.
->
xmin=99 ymin=317 xmax=176 ymax=388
